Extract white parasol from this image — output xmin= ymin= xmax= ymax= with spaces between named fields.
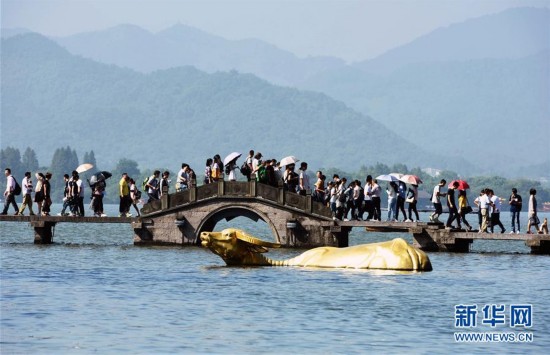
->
xmin=76 ymin=163 xmax=94 ymax=173
xmin=223 ymin=152 xmax=241 ymax=166
xmin=375 ymin=174 xmax=400 ymax=182
xmin=279 ymin=156 xmax=299 ymax=166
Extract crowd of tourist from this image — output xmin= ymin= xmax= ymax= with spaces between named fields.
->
xmin=2 ymin=155 xmax=547 ymax=235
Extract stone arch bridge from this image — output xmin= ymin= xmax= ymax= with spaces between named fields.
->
xmin=134 ymin=180 xmax=347 ymax=247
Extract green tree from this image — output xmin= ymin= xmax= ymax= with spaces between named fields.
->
xmin=21 ymin=147 xmax=39 ymax=173
xmin=0 ymin=147 xmax=23 ymax=177
xmin=49 ymin=146 xmax=79 ymax=201
xmin=103 ymin=158 xmax=142 ymax=204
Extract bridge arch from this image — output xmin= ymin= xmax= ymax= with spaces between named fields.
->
xmin=196 ymin=204 xmax=281 ymax=245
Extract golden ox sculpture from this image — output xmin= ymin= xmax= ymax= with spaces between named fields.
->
xmin=200 ymin=228 xmax=432 ymax=271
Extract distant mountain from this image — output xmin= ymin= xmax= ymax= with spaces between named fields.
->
xmin=1 ymin=34 xmax=468 ymax=174
xmin=52 ymin=23 xmax=346 ymax=86
xmin=1 ymin=27 xmax=32 ymax=38
xmin=354 ymin=7 xmax=550 ymax=74
xmin=300 ymin=50 xmax=550 ymax=174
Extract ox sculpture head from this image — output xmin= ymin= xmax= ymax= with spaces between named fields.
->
xmin=200 ymin=228 xmax=280 ymax=266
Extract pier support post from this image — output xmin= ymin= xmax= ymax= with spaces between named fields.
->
xmin=526 ymin=239 xmax=550 ymax=255
xmin=31 ymin=221 xmax=56 ymax=244
xmin=412 ymin=229 xmax=472 ymax=253
xmin=329 ymin=225 xmax=350 ymax=247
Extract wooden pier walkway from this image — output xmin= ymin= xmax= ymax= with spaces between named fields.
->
xmin=0 ymin=214 xmax=137 ymax=244
xmin=0 ymin=202 xmax=550 ymax=255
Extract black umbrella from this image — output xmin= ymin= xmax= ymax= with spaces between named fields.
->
xmin=89 ymin=171 xmax=112 ymax=185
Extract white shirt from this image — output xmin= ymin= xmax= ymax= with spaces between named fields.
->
xmin=432 ymin=185 xmax=441 ymax=203
xmin=364 ymin=184 xmax=372 ymax=201
xmin=5 ymin=175 xmax=15 ymax=193
xmin=177 ymin=168 xmax=188 ymax=183
xmin=479 ymin=194 xmax=491 ymax=209
xmin=386 ymin=187 xmax=396 ymax=199
xmin=300 ymin=170 xmax=310 ymax=190
xmin=491 ymin=195 xmax=501 ymax=213
xmin=371 ymin=183 xmax=381 ymax=198
xmin=228 ymin=166 xmax=238 ymax=181
xmin=22 ymin=176 xmax=33 ymax=194
xmin=77 ymin=179 xmax=85 ymax=197
xmin=329 ymin=187 xmax=337 ymax=203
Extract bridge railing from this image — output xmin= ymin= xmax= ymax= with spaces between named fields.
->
xmin=141 ymin=180 xmax=331 ymax=218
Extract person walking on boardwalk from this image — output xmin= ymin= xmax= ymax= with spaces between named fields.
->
xmin=476 ymin=189 xmax=491 ymax=233
xmin=457 ymin=189 xmax=472 ymax=231
xmin=430 ymin=179 xmax=446 ymax=223
xmin=353 ymin=180 xmax=364 ymax=221
xmin=119 ymin=173 xmax=132 ymax=217
xmin=18 ymin=172 xmax=35 ymax=216
xmin=243 ymin=150 xmax=254 ymax=181
xmin=176 ymin=164 xmax=190 ymax=191
xmin=145 ymin=170 xmax=161 ymax=202
xmin=252 ymin=152 xmax=262 ymax=181
xmin=386 ymin=181 xmax=398 ymax=222
xmin=2 ymin=168 xmax=19 ymax=215
xmin=508 ymin=188 xmax=522 ymax=234
xmin=204 ymin=159 xmax=213 ymax=185
xmin=445 ymin=181 xmax=461 ymax=230
xmin=41 ymin=172 xmax=52 ymax=216
xmin=526 ymin=188 xmax=539 ymax=234
xmin=396 ymin=181 xmax=407 ymax=222
xmin=34 ymin=173 xmax=45 ymax=215
xmin=129 ymin=178 xmax=141 ymax=217
xmin=58 ymin=174 xmax=71 ymax=216
xmin=75 ymin=173 xmax=85 ymax=217
xmin=488 ymin=189 xmax=505 ymax=233
xmin=364 ymin=175 xmax=374 ymax=221
xmin=298 ymin=162 xmax=310 ymax=196
xmin=159 ymin=171 xmax=170 ymax=197
xmin=406 ymin=184 xmax=420 ymax=222
xmin=371 ymin=179 xmax=382 ymax=221
xmin=211 ymin=155 xmax=223 ymax=182
xmin=313 ymin=171 xmax=325 ymax=203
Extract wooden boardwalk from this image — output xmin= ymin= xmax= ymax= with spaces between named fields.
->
xmin=0 ymin=215 xmax=135 ymax=224
xmin=1 ymin=186 xmax=549 ymax=254
xmin=332 ymin=220 xmax=550 ymax=254
xmin=0 ymin=214 xmax=136 ymax=244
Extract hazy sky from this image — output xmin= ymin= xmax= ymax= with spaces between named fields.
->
xmin=2 ymin=0 xmax=549 ymax=61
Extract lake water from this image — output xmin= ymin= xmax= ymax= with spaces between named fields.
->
xmin=1 ymin=204 xmax=549 ymax=354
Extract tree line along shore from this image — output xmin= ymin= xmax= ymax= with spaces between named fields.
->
xmin=1 ymin=146 xmax=549 ymax=208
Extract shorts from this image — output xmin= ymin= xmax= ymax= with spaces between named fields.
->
xmin=433 ymin=203 xmax=442 ymax=214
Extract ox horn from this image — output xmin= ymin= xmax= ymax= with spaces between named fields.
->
xmin=234 ymin=230 xmax=281 ymax=249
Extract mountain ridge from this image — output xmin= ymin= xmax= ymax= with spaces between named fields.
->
xmin=1 ymin=34 xmax=473 ymax=175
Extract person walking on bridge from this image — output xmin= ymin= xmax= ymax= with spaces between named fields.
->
xmin=508 ymin=188 xmax=522 ymax=234
xmin=430 ymin=179 xmax=446 ymax=223
xmin=18 ymin=172 xmax=35 ymax=216
xmin=445 ymin=181 xmax=461 ymax=230
xmin=2 ymin=168 xmax=19 ymax=215
xmin=119 ymin=173 xmax=132 ymax=217
xmin=298 ymin=162 xmax=310 ymax=196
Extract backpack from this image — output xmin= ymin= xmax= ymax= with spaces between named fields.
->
xmin=240 ymin=161 xmax=251 ymax=176
xmin=13 ymin=178 xmax=22 ymax=196
xmin=338 ymin=190 xmax=347 ymax=202
xmin=257 ymin=166 xmax=268 ymax=183
xmin=142 ymin=176 xmax=151 ymax=192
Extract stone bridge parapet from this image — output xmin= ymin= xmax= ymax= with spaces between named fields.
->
xmin=134 ymin=180 xmax=345 ymax=247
